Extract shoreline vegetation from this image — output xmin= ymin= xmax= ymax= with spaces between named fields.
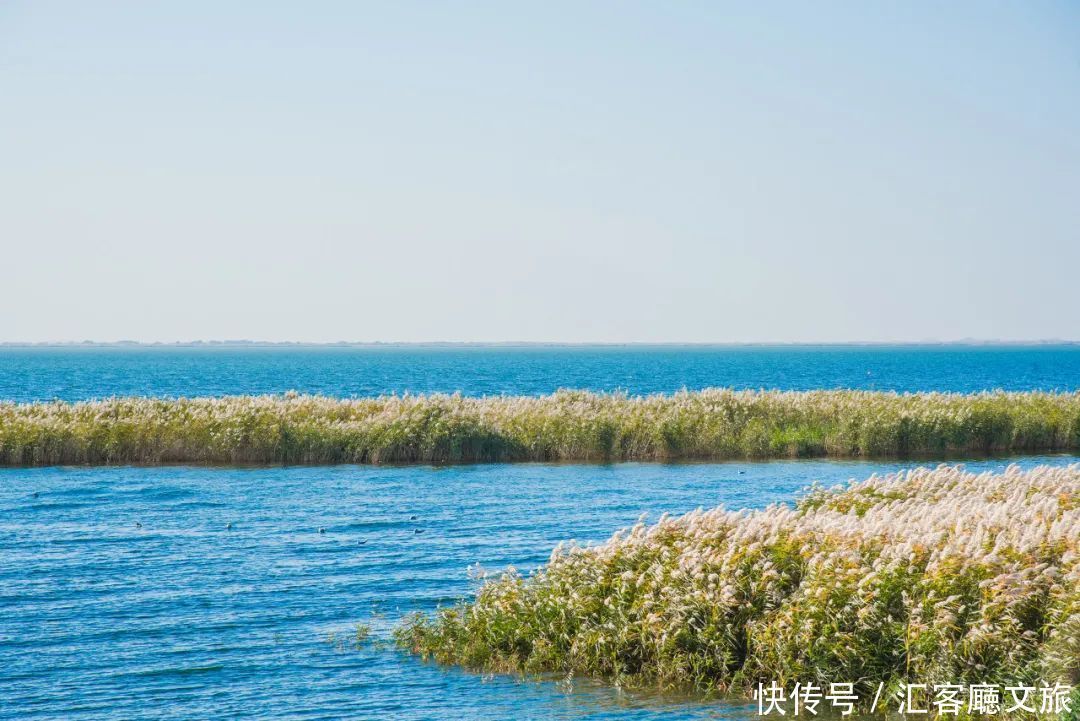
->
xmin=2 ymin=390 xmax=1080 ymax=466
xmin=395 ymin=464 xmax=1080 ymax=712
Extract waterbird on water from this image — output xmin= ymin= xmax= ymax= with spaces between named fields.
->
xmin=135 ymin=522 xmax=142 ymax=528
xmin=414 ymin=528 xmax=424 ymax=534
xmin=226 ymin=522 xmax=233 ymax=530
xmin=410 ymin=515 xmax=418 ymax=521
xmin=358 ymin=539 xmax=367 ymax=545
xmin=318 ymin=527 xmax=326 ymax=534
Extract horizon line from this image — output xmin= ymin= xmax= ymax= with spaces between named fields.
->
xmin=2 ymin=339 xmax=1079 ymax=348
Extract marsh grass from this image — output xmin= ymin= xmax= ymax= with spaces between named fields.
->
xmin=1065 ymin=689 xmax=1080 ymax=721
xmin=1 ymin=389 xmax=1079 ymax=466
xmin=395 ymin=464 xmax=1080 ymax=713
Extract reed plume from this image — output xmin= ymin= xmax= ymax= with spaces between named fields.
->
xmin=1 ymin=389 xmax=1078 ymax=466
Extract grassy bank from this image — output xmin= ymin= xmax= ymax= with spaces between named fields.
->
xmin=396 ymin=464 xmax=1080 ymax=711
xmin=1 ymin=390 xmax=1079 ymax=466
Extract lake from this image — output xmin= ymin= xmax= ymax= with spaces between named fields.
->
xmin=3 ymin=456 xmax=1078 ymax=720
xmin=2 ymin=344 xmax=1079 ymax=402
xmin=2 ymin=346 xmax=1078 ymax=719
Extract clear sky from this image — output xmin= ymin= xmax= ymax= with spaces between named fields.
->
xmin=1 ymin=1 xmax=1078 ymax=343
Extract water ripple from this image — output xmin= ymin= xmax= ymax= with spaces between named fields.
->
xmin=2 ymin=456 xmax=1076 ymax=719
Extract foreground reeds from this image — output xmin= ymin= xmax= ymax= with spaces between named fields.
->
xmin=1 ymin=390 xmax=1080 ymax=466
xmin=396 ymin=464 xmax=1080 ymax=712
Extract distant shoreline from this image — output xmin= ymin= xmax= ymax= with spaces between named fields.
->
xmin=2 ymin=340 xmax=1079 ymax=349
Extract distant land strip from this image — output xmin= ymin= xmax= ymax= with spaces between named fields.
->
xmin=2 ymin=390 xmax=1079 ymax=466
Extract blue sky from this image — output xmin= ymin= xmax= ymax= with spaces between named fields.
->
xmin=1 ymin=1 xmax=1077 ymax=342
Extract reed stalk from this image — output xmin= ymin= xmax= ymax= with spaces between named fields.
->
xmin=1 ymin=390 xmax=1079 ymax=466
xmin=396 ymin=464 xmax=1080 ymax=713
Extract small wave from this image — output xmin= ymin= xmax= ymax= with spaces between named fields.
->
xmin=130 ymin=487 xmax=196 ymax=501
xmin=165 ymin=501 xmax=227 ymax=510
xmin=27 ymin=501 xmax=92 ymax=511
xmin=118 ymin=663 xmax=225 ymax=679
xmin=338 ymin=520 xmax=405 ymax=531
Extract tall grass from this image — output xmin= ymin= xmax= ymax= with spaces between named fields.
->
xmin=1 ymin=389 xmax=1079 ymax=466
xmin=396 ymin=464 xmax=1080 ymax=710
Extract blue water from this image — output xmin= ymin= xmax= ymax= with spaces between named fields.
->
xmin=3 ymin=348 xmax=1079 ymax=719
xmin=2 ymin=456 xmax=1077 ymax=720
xmin=2 ymin=344 xmax=1079 ymax=402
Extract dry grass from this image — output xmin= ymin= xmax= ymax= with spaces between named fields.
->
xmin=1 ymin=389 xmax=1079 ymax=466
xmin=396 ymin=464 xmax=1080 ymax=710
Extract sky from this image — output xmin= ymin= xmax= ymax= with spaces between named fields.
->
xmin=1 ymin=1 xmax=1078 ymax=344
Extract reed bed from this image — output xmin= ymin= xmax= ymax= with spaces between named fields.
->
xmin=1 ymin=390 xmax=1079 ymax=466
xmin=396 ymin=464 xmax=1080 ymax=709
